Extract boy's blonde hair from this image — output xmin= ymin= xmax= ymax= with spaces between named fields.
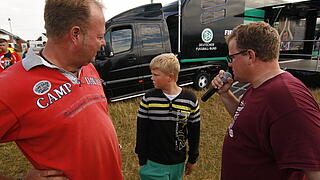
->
xmin=150 ymin=53 xmax=180 ymax=82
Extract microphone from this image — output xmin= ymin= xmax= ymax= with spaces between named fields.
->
xmin=201 ymin=71 xmax=232 ymax=102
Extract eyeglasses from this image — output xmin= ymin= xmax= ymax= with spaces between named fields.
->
xmin=226 ymin=50 xmax=248 ymax=63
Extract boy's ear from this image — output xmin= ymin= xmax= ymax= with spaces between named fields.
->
xmin=168 ymin=73 xmax=175 ymax=81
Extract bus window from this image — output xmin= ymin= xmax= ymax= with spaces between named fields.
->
xmin=277 ymin=17 xmax=306 ymax=51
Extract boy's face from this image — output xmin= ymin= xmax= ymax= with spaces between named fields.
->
xmin=151 ymin=68 xmax=171 ymax=89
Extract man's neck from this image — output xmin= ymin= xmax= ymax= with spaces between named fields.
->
xmin=41 ymin=42 xmax=80 ymax=73
xmin=251 ymin=61 xmax=283 ymax=88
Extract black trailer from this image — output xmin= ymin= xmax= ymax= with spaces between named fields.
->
xmin=94 ymin=0 xmax=232 ymax=101
xmin=94 ymin=0 xmax=320 ymax=101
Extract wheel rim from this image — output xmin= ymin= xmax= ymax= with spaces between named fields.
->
xmin=198 ymin=75 xmax=208 ymax=88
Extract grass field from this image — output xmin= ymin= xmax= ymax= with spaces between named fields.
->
xmin=0 ymin=88 xmax=319 ymax=180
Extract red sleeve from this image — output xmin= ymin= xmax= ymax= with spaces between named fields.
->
xmin=0 ymin=100 xmax=20 ymax=142
xmin=12 ymin=52 xmax=22 ymax=63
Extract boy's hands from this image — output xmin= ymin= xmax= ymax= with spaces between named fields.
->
xmin=185 ymin=162 xmax=195 ymax=175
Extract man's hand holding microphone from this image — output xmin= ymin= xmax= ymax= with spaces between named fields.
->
xmin=201 ymin=70 xmax=233 ymax=102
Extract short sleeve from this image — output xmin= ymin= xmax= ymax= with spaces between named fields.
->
xmin=0 ymin=100 xmax=20 ymax=142
xmin=271 ymin=109 xmax=320 ymax=171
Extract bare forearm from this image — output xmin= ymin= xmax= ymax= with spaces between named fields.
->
xmin=0 ymin=169 xmax=68 ymax=180
xmin=0 ymin=175 xmax=15 ymax=180
xmin=219 ymin=90 xmax=239 ymax=117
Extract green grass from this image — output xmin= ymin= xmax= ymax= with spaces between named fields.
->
xmin=0 ymin=88 xmax=319 ymax=180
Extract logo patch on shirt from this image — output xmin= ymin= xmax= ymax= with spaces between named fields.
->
xmin=33 ymin=80 xmax=51 ymax=95
xmin=36 ymin=83 xmax=72 ymax=109
xmin=84 ymin=77 xmax=102 ymax=86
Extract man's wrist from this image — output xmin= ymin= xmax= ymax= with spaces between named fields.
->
xmin=219 ymin=90 xmax=231 ymax=97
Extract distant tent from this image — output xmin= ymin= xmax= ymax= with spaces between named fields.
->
xmin=36 ymin=33 xmax=47 ymax=41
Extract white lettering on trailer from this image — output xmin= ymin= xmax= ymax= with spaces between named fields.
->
xmin=224 ymin=30 xmax=232 ymax=36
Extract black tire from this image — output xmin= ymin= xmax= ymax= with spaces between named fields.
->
xmin=194 ymin=72 xmax=210 ymax=90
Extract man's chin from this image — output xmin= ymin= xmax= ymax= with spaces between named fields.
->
xmin=83 ymin=57 xmax=95 ymax=65
xmin=80 ymin=61 xmax=91 ymax=67
xmin=90 ymin=56 xmax=96 ymax=63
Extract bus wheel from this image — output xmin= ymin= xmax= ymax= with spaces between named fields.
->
xmin=194 ymin=72 xmax=210 ymax=90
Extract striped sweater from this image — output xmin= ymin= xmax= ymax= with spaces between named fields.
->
xmin=135 ymin=88 xmax=200 ymax=165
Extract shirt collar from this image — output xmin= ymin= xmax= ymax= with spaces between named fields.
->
xmin=22 ymin=48 xmax=58 ymax=71
xmin=22 ymin=48 xmax=82 ymax=84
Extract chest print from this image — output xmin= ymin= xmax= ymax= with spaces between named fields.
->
xmin=0 ymin=56 xmax=13 ymax=69
xmin=35 ymin=82 xmax=72 ymax=109
xmin=175 ymin=110 xmax=190 ymax=150
xmin=228 ymin=100 xmax=245 ymax=137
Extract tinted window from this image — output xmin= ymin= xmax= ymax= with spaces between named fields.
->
xmin=105 ymin=31 xmax=111 ymax=45
xmin=141 ymin=24 xmax=163 ymax=49
xmin=111 ymin=27 xmax=132 ymax=54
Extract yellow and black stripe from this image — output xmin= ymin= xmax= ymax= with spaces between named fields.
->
xmin=135 ymin=88 xmax=200 ymax=166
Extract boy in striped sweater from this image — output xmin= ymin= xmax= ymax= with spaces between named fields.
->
xmin=135 ymin=53 xmax=200 ymax=180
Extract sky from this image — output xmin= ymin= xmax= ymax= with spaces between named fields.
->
xmin=0 ymin=0 xmax=175 ymax=41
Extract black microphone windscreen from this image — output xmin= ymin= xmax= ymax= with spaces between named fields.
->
xmin=221 ymin=72 xmax=232 ymax=83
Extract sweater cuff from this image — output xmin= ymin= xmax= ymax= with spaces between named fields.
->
xmin=187 ymin=157 xmax=197 ymax=164
xmin=138 ymin=154 xmax=147 ymax=166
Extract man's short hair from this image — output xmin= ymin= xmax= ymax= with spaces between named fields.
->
xmin=226 ymin=21 xmax=280 ymax=62
xmin=0 ymin=38 xmax=8 ymax=43
xmin=44 ymin=0 xmax=103 ymax=39
xmin=150 ymin=53 xmax=180 ymax=82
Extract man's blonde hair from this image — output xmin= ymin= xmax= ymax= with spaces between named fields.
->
xmin=150 ymin=53 xmax=180 ymax=82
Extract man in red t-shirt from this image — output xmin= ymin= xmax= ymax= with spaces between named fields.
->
xmin=0 ymin=38 xmax=21 ymax=72
xmin=0 ymin=0 xmax=123 ymax=180
xmin=211 ymin=21 xmax=320 ymax=180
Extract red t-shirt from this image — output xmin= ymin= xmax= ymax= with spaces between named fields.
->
xmin=221 ymin=72 xmax=320 ymax=180
xmin=0 ymin=51 xmax=21 ymax=72
xmin=0 ymin=60 xmax=123 ymax=179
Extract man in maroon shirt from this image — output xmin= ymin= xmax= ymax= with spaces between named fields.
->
xmin=211 ymin=21 xmax=320 ymax=180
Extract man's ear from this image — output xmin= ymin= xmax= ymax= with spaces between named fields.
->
xmin=70 ymin=26 xmax=81 ymax=42
xmin=247 ymin=49 xmax=257 ymax=64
